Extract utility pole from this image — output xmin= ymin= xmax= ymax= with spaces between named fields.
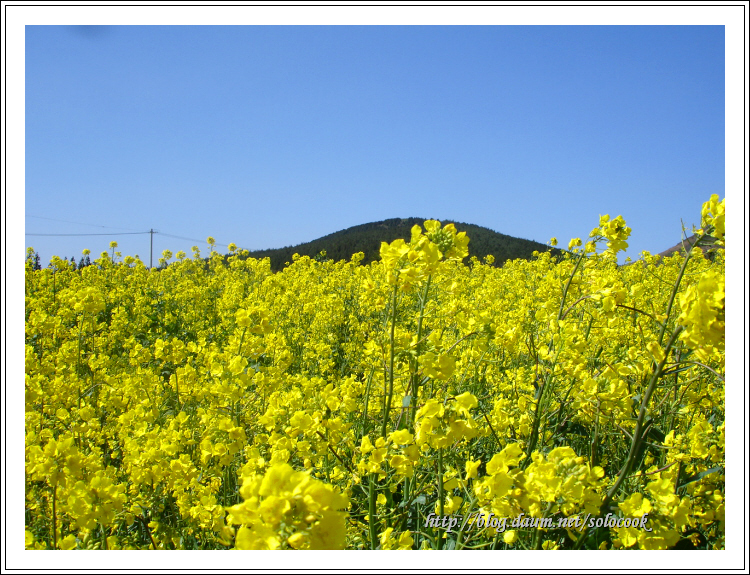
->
xmin=150 ymin=228 xmax=154 ymax=268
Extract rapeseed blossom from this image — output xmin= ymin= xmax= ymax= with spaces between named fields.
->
xmin=24 ymin=200 xmax=725 ymax=550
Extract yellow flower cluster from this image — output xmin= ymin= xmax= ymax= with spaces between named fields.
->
xmin=415 ymin=393 xmax=480 ymax=449
xmin=700 ymin=194 xmax=725 ymax=241
xmin=677 ymin=269 xmax=724 ymax=361
xmin=380 ymin=220 xmax=469 ymax=289
xmin=24 ymin=202 xmax=724 ymax=550
xmin=595 ymin=214 xmax=632 ymax=255
xmin=226 ymin=463 xmax=348 ymax=549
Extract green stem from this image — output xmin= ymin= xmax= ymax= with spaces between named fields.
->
xmin=574 ymin=325 xmax=684 ymax=549
xmin=656 ymin=234 xmax=703 ymax=346
xmin=573 ymin=235 xmax=702 ymax=549
xmin=369 ymin=473 xmax=377 ymax=550
xmin=382 ymin=283 xmax=399 ymax=439
xmin=455 ymin=498 xmax=477 ymax=550
xmin=524 ymin=382 xmax=546 ymax=464
xmin=138 ymin=515 xmax=157 ymax=549
xmin=51 ymin=484 xmax=57 ymax=550
xmin=77 ymin=313 xmax=85 ymax=376
xmin=591 ymin=400 xmax=601 ymax=468
xmin=361 ymin=368 xmax=375 ymax=438
xmin=557 ymin=249 xmax=587 ymax=321
xmin=237 ymin=326 xmax=247 ymax=355
xmin=609 ymin=327 xmax=683 ymax=502
xmin=90 ymin=313 xmax=96 ymax=408
xmin=409 ymin=275 xmax=432 ymax=432
xmin=524 ymin=346 xmax=562 ymax=465
xmin=437 ymin=448 xmax=444 ymax=550
xmin=534 ymin=502 xmax=554 ymax=550
xmin=404 ymin=276 xmax=431 ymax=519
xmin=175 ymin=371 xmax=181 ymax=411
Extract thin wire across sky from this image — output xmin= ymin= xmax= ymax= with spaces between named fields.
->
xmin=26 ymin=215 xmax=240 ymax=249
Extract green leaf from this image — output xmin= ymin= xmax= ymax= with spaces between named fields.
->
xmin=678 ymin=466 xmax=723 ymax=489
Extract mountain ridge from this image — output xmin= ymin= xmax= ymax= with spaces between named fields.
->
xmin=242 ymin=217 xmax=561 ymax=272
xmin=657 ymin=233 xmax=724 ymax=258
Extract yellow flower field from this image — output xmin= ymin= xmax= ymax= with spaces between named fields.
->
xmin=25 ymin=196 xmax=725 ymax=550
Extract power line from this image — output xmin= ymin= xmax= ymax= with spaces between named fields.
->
xmin=25 ymin=232 xmax=151 ymax=237
xmin=158 ymin=232 xmax=209 ymax=244
xmin=159 ymin=232 xmax=239 ymax=249
xmin=26 ymin=229 xmax=249 ymax=250
xmin=26 ymin=214 xmax=141 ymax=232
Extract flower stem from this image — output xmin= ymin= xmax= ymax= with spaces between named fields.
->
xmin=437 ymin=448 xmax=444 ymax=550
xmin=51 ymin=484 xmax=57 ymax=550
xmin=409 ymin=275 xmax=431 ymax=432
xmin=369 ymin=473 xmax=378 ymax=550
xmin=382 ymin=283 xmax=399 ymax=439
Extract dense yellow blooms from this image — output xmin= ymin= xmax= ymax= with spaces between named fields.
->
xmin=226 ymin=463 xmax=348 ymax=549
xmin=677 ymin=269 xmax=725 ymax=361
xmin=25 ymin=201 xmax=725 ymax=550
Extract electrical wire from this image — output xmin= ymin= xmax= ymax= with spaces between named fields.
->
xmin=25 ymin=228 xmax=247 ymax=250
xmin=26 ymin=214 xmax=141 ymax=232
xmin=159 ymin=232 xmax=237 ymax=249
xmin=26 ymin=232 xmax=151 ymax=236
xmin=158 ymin=232 xmax=210 ymax=244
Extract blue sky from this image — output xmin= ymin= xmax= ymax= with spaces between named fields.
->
xmin=8 ymin=7 xmax=746 ymax=571
xmin=25 ymin=24 xmax=725 ymax=264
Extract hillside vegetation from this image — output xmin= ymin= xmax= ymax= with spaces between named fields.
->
xmin=243 ymin=218 xmax=560 ymax=271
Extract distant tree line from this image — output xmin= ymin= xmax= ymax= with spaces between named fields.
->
xmin=25 ymin=250 xmax=92 ymax=271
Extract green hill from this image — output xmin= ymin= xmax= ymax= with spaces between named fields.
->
xmin=242 ymin=218 xmax=559 ymax=271
xmin=657 ymin=233 xmax=724 ymax=259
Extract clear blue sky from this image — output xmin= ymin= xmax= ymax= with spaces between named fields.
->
xmin=25 ymin=25 xmax=725 ymax=265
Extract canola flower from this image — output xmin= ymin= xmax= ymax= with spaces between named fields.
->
xmin=24 ymin=197 xmax=725 ymax=550
xmin=226 ymin=463 xmax=348 ymax=549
